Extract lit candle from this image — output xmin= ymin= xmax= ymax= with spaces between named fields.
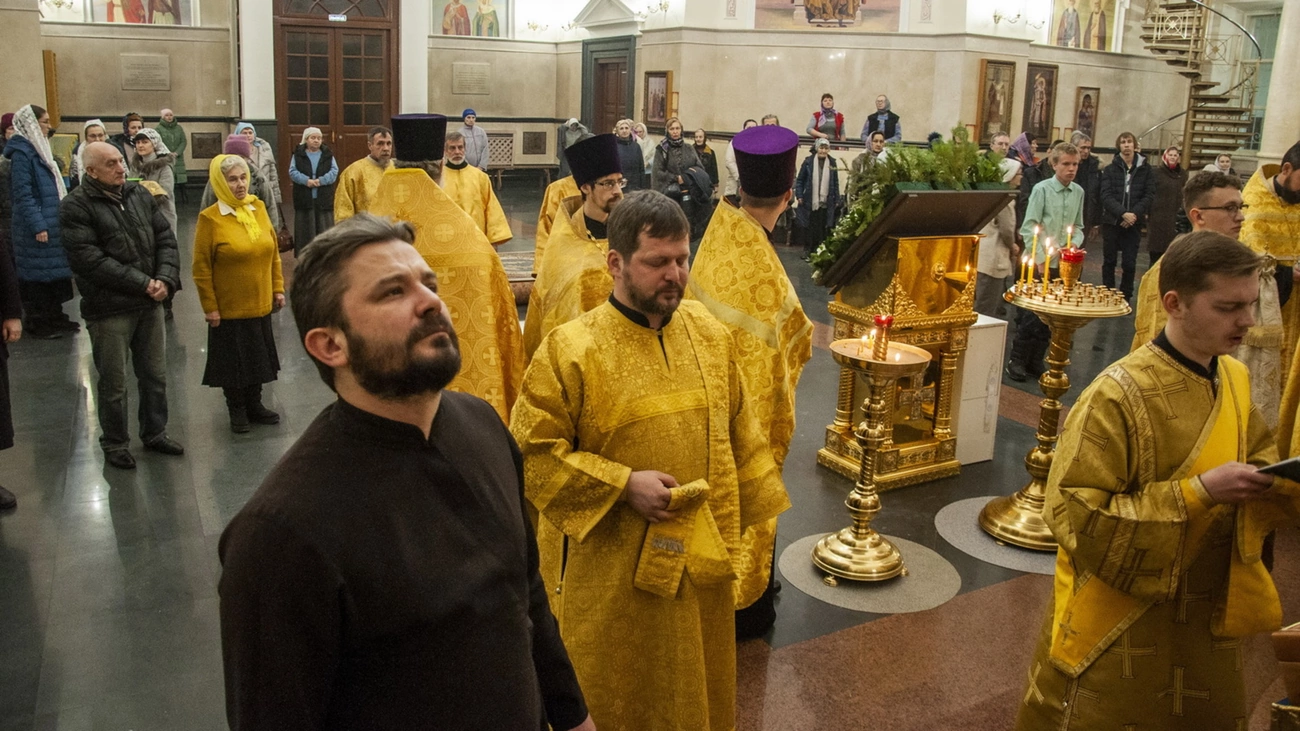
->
xmin=1066 ymin=224 xmax=1074 ymax=249
xmin=1021 ymin=255 xmax=1030 ymax=286
xmin=1029 ymin=225 xmax=1039 ymax=278
xmin=1043 ymin=245 xmax=1054 ymax=296
xmin=859 ymin=334 xmax=870 ymax=356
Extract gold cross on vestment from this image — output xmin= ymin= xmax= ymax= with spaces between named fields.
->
xmin=1024 ymin=662 xmax=1046 ymax=705
xmin=1076 ymin=405 xmax=1110 ymax=455
xmin=1174 ymin=571 xmax=1211 ymax=624
xmin=1138 ymin=365 xmax=1190 ymax=419
xmin=1114 ymin=549 xmax=1164 ymax=593
xmin=1158 ymin=666 xmax=1211 ymax=716
xmin=1106 ymin=631 xmax=1156 ymax=679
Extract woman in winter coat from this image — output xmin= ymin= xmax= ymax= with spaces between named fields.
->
xmin=128 ymin=128 xmax=178 ymax=234
xmin=155 ymin=109 xmax=188 ymax=200
xmin=1147 ymin=145 xmax=1189 ymax=265
xmin=614 ymin=119 xmax=647 ymax=191
xmin=287 ymin=127 xmax=339 ymax=250
xmin=692 ymin=129 xmax=720 ymax=194
xmin=794 ymin=138 xmax=842 ymax=258
xmin=651 ymin=118 xmax=703 ymax=200
xmin=234 ymin=122 xmax=282 ymax=213
xmin=2 ymin=105 xmax=76 ymax=338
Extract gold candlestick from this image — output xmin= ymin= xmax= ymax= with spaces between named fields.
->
xmin=982 ymin=291 xmax=1130 ymax=550
xmin=817 ymin=336 xmax=933 ymax=583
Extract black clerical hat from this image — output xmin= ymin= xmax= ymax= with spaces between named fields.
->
xmin=391 ymin=114 xmax=447 ymax=162
xmin=567 ymin=134 xmax=622 ymax=188
xmin=733 ymin=126 xmax=799 ymax=198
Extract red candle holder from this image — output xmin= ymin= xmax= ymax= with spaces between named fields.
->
xmin=1059 ymin=247 xmax=1086 ymax=290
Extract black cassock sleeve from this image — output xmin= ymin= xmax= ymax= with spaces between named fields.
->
xmin=508 ymin=433 xmax=589 ymax=730
xmin=218 ymin=514 xmax=344 ymax=731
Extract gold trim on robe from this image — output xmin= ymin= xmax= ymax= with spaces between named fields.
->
xmin=440 ymin=164 xmax=513 ymax=246
xmin=1015 ymin=345 xmax=1299 ymax=730
xmin=523 ymin=197 xmax=612 ymax=362
xmin=334 ymin=157 xmax=393 ymax=222
xmin=510 ymin=301 xmax=789 ymax=731
xmin=534 ymin=176 xmax=580 ymax=275
xmin=370 ymin=168 xmax=524 ymax=423
xmin=687 ymin=200 xmax=812 ymax=608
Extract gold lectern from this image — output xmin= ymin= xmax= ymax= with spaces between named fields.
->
xmin=816 ymin=190 xmax=1016 ymax=491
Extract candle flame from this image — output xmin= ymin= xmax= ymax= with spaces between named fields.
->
xmin=894 ymin=352 xmax=901 ymax=362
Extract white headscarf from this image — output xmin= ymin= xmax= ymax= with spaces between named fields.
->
xmin=133 ymin=127 xmax=171 ymax=156
xmin=301 ymin=127 xmax=323 ymax=146
xmin=13 ymin=105 xmax=66 ymax=199
xmin=998 ymin=158 xmax=1022 ymax=183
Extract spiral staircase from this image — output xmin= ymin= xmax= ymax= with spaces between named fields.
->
xmin=1139 ymin=0 xmax=1259 ymax=169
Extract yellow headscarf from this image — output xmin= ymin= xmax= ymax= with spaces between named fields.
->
xmin=209 ymin=154 xmax=264 ymax=243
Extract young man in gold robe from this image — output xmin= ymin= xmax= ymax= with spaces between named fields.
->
xmin=534 ymin=175 xmax=581 ymax=274
xmin=440 ymin=130 xmax=512 ymax=247
xmin=1016 ymin=231 xmax=1300 ymax=731
xmin=523 ymin=134 xmax=622 ymax=360
xmin=510 ymin=190 xmax=789 ymax=731
xmin=687 ymin=124 xmax=811 ymax=638
xmin=1244 ymin=142 xmax=1300 ymax=455
xmin=1130 ymin=171 xmax=1291 ymax=430
xmin=334 ymin=126 xmax=393 ymax=222
xmin=370 ymin=114 xmax=523 ymax=423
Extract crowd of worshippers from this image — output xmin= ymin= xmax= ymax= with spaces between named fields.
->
xmin=2 ymin=95 xmax=1300 ymax=730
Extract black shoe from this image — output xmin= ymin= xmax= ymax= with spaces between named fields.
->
xmin=144 ymin=436 xmax=185 ymax=455
xmin=0 ymin=485 xmax=16 ymax=510
xmin=1027 ymin=359 xmax=1047 ymax=379
xmin=1006 ymin=360 xmax=1029 ymax=382
xmin=247 ymin=403 xmax=280 ymax=425
xmin=25 ymin=323 xmax=62 ymax=340
xmin=51 ymin=318 xmax=80 ymax=332
xmin=105 ymin=450 xmax=137 ymax=469
xmin=229 ymin=407 xmax=251 ymax=433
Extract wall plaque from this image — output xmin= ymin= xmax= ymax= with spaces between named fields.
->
xmin=120 ymin=54 xmax=171 ymax=91
xmin=452 ymin=62 xmax=491 ymax=95
xmin=191 ymin=132 xmax=224 ymax=160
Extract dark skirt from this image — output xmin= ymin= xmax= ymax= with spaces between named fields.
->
xmin=202 ymin=314 xmax=280 ymax=389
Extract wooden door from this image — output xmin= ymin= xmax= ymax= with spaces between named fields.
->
xmin=275 ymin=0 xmax=398 ymax=173
xmin=593 ymin=59 xmax=628 ymax=136
xmin=280 ymin=27 xmax=392 ymax=166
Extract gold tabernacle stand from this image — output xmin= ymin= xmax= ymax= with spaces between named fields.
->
xmin=978 ymin=277 xmax=1130 ymax=550
xmin=816 ymin=190 xmax=1016 ymax=491
xmin=814 ymin=326 xmax=933 ymax=583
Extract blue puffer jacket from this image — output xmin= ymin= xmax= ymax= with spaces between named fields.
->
xmin=4 ymin=136 xmax=71 ymax=282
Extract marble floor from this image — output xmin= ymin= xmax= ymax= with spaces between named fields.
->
xmin=0 ymin=177 xmax=1295 ymax=730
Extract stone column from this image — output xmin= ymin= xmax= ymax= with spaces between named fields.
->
xmin=0 ymin=0 xmax=47 ymax=115
xmin=1259 ymin=0 xmax=1300 ymax=161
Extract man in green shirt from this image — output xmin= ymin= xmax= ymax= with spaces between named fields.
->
xmin=1006 ymin=142 xmax=1085 ymax=382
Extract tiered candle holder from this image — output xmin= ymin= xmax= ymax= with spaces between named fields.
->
xmin=978 ymin=265 xmax=1130 ymax=551
xmin=815 ymin=316 xmax=934 ymax=584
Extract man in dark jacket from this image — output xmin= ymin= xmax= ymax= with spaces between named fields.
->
xmin=60 ymin=142 xmax=184 ymax=470
xmin=1099 ymin=131 xmax=1156 ymax=298
xmin=1069 ymin=131 xmax=1103 ymax=247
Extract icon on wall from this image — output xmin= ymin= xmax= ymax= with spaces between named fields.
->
xmin=438 ymin=0 xmax=508 ymax=38
xmin=754 ymin=0 xmax=902 ymax=32
xmin=1074 ymin=87 xmax=1099 ymax=141
xmin=975 ymin=59 xmax=1016 ymax=144
xmin=1051 ymin=0 xmax=1117 ymax=52
xmin=92 ymin=0 xmax=187 ymax=24
xmin=1021 ymin=63 xmax=1059 ymax=143
xmin=643 ymin=71 xmax=673 ymax=131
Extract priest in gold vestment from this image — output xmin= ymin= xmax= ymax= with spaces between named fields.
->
xmin=334 ymin=126 xmax=394 ymax=222
xmin=1245 ymin=143 xmax=1300 ymax=456
xmin=523 ymin=134 xmax=623 ymax=360
xmin=441 ymin=130 xmax=513 ymax=246
xmin=510 ymin=191 xmax=789 ymax=731
xmin=370 ymin=114 xmax=523 ymax=423
xmin=1017 ymin=232 xmax=1300 ymax=731
xmin=1130 ymin=171 xmax=1290 ymax=430
xmin=686 ymin=125 xmax=811 ymax=637
xmin=535 ymin=175 xmax=581 ymax=274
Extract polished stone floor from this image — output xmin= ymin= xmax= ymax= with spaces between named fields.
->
xmin=0 ymin=178 xmax=1294 ymax=730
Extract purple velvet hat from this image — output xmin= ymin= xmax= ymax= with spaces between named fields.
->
xmin=391 ymin=114 xmax=447 ymax=162
xmin=566 ymin=134 xmax=622 ymax=188
xmin=733 ymin=125 xmax=799 ymax=198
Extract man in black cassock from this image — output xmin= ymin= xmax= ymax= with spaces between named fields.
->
xmin=217 ymin=203 xmax=594 ymax=730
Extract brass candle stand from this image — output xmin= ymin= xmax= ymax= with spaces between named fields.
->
xmin=814 ymin=317 xmax=934 ymax=585
xmin=978 ymin=277 xmax=1130 ymax=551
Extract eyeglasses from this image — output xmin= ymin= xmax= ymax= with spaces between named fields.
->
xmin=1197 ymin=204 xmax=1250 ymax=214
xmin=594 ymin=179 xmax=628 ymax=190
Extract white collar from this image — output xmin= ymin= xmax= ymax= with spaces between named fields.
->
xmin=217 ymin=200 xmax=252 ymax=216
